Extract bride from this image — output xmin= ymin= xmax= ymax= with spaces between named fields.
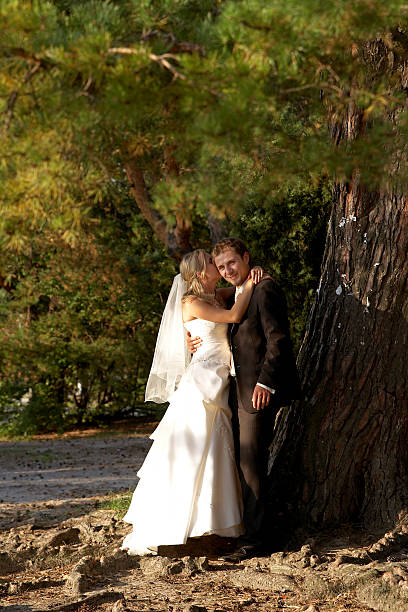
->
xmin=121 ymin=249 xmax=262 ymax=555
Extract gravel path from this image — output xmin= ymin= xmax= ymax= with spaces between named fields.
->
xmin=0 ymin=431 xmax=154 ymax=530
xmin=0 ymin=435 xmax=152 ymax=504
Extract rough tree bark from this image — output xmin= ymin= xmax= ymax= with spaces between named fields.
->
xmin=268 ymin=38 xmax=408 ymax=531
xmin=270 ymin=180 xmax=408 ymax=529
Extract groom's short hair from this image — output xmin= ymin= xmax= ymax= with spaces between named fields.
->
xmin=212 ymin=237 xmax=249 ymax=259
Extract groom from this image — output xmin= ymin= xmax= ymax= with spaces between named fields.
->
xmin=188 ymin=237 xmax=300 ymax=560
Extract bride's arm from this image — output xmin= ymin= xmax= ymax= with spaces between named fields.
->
xmin=183 ymin=279 xmax=254 ymax=324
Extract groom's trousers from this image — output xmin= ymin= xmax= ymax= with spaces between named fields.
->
xmin=229 ymin=376 xmax=279 ymax=545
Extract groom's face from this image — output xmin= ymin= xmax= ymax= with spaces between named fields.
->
xmin=214 ymin=249 xmax=250 ymax=287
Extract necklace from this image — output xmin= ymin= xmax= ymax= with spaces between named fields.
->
xmin=202 ymin=291 xmax=221 ymax=307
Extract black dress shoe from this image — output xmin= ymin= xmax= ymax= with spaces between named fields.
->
xmin=219 ymin=545 xmax=259 ymax=563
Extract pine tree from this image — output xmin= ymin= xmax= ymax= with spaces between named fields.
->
xmin=2 ymin=0 xmax=408 ymax=530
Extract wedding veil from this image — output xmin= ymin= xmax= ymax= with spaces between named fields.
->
xmin=145 ymin=274 xmax=190 ymax=403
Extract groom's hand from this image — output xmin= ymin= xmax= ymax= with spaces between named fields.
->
xmin=252 ymin=385 xmax=271 ymax=411
xmin=186 ymin=331 xmax=202 ymax=354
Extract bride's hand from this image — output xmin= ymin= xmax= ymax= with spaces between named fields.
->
xmin=250 ymin=266 xmax=264 ymax=284
xmin=186 ymin=330 xmax=202 ymax=354
xmin=248 ymin=267 xmax=272 ymax=285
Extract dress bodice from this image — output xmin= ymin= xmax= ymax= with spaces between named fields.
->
xmin=184 ymin=319 xmax=231 ymax=366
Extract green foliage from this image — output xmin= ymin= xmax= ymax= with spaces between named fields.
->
xmin=0 ymin=189 xmax=176 ymax=435
xmin=0 ymin=0 xmax=405 ymax=433
xmin=230 ymin=183 xmax=331 ymax=349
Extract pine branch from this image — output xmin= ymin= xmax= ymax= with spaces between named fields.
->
xmin=163 ymin=146 xmax=193 ymax=254
xmin=2 ymin=47 xmax=52 ymax=70
xmin=239 ymin=20 xmax=273 ymax=32
xmin=2 ymin=61 xmax=41 ymax=132
xmin=107 ymin=47 xmax=221 ymax=97
xmin=207 ymin=213 xmax=226 ymax=244
xmin=140 ymin=30 xmax=205 ymax=56
xmin=125 ymin=159 xmax=191 ymax=260
xmin=107 ymin=48 xmax=186 ymax=81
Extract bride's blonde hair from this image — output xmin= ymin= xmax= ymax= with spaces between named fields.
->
xmin=180 ymin=249 xmax=210 ymax=303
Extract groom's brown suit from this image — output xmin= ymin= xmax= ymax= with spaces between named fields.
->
xmin=228 ymin=278 xmax=300 ymax=544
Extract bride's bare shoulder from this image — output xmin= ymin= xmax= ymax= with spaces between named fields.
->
xmin=182 ymin=296 xmax=198 ymax=319
xmin=182 ymin=296 xmax=199 ymax=315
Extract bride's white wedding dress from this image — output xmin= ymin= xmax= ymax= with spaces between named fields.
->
xmin=121 ymin=318 xmax=243 ymax=555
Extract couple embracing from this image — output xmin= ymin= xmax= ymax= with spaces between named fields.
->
xmin=122 ymin=238 xmax=300 ymax=560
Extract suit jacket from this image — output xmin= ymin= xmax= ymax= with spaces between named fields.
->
xmin=229 ymin=278 xmax=301 ymax=413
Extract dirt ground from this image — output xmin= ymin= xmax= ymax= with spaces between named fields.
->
xmin=1 ymin=422 xmax=408 ymax=612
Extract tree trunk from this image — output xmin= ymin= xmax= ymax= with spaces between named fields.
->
xmin=269 ymin=176 xmax=408 ymax=529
